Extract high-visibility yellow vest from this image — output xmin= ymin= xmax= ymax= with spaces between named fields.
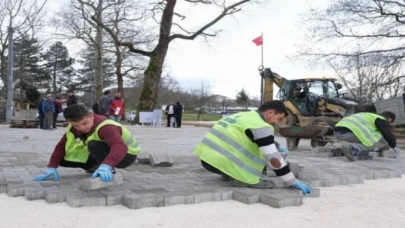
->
xmin=64 ymin=120 xmax=140 ymax=163
xmin=194 ymin=111 xmax=273 ymax=184
xmin=335 ymin=112 xmax=385 ymax=146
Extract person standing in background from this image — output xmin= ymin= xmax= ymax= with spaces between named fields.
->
xmin=53 ymin=97 xmax=63 ymax=129
xmin=92 ymin=101 xmax=100 ymax=115
xmin=66 ymin=90 xmax=78 ymax=106
xmin=165 ymin=101 xmax=175 ymax=127
xmin=42 ymin=94 xmax=55 ymax=130
xmin=174 ymin=102 xmax=183 ymax=128
xmin=110 ymin=91 xmax=125 ymax=122
xmin=99 ymin=90 xmax=111 ymax=119
xmin=37 ymin=96 xmax=46 ymax=129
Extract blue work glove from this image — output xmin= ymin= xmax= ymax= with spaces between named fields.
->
xmin=33 ymin=168 xmax=59 ymax=181
xmin=393 ymin=147 xmax=399 ymax=153
xmin=278 ymin=145 xmax=289 ymax=156
xmin=293 ymin=180 xmax=312 ymax=195
xmin=92 ymin=164 xmax=114 ymax=182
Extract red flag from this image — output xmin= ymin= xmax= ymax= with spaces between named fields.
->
xmin=252 ymin=35 xmax=263 ymax=46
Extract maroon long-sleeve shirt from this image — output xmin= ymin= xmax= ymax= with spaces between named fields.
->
xmin=48 ymin=114 xmax=128 ymax=168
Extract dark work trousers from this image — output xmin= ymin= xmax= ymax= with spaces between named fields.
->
xmin=53 ymin=113 xmax=59 ymax=128
xmin=59 ymin=141 xmax=137 ymax=170
xmin=166 ymin=114 xmax=174 ymax=127
xmin=201 ymin=160 xmax=223 ymax=175
xmin=175 ymin=116 xmax=182 ymax=128
xmin=39 ymin=113 xmax=44 ymax=129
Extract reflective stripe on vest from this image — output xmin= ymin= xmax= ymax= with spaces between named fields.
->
xmin=336 ymin=113 xmax=383 ymax=146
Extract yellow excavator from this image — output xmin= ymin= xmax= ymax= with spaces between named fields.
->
xmin=259 ymin=67 xmax=373 ymax=150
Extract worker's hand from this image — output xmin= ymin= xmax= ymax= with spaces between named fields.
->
xmin=92 ymin=164 xmax=114 ymax=182
xmin=278 ymin=145 xmax=289 ymax=156
xmin=33 ymin=168 xmax=59 ymax=181
xmin=393 ymin=147 xmax=400 ymax=153
xmin=293 ymin=180 xmax=311 ymax=195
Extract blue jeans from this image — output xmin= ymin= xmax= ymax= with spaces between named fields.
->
xmin=110 ymin=115 xmax=121 ymax=122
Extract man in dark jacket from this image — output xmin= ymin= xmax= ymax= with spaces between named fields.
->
xmin=173 ymin=102 xmax=183 ymax=128
xmin=37 ymin=96 xmax=45 ymax=129
xmin=66 ymin=90 xmax=78 ymax=106
xmin=334 ymin=111 xmax=397 ymax=161
xmin=98 ymin=90 xmax=111 ymax=118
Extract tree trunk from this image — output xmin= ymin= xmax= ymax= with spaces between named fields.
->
xmin=94 ymin=0 xmax=104 ymax=100
xmin=134 ymin=0 xmax=176 ymax=124
xmin=53 ymin=61 xmax=57 ymax=93
xmin=115 ymin=47 xmax=126 ymax=120
xmin=0 ymin=50 xmax=7 ymax=96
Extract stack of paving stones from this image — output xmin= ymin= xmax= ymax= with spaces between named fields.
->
xmin=0 ymin=125 xmax=404 ymax=210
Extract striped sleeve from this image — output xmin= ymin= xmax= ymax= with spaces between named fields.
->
xmin=245 ymin=128 xmax=297 ymax=186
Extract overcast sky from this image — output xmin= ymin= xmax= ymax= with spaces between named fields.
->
xmin=43 ymin=0 xmax=332 ymax=99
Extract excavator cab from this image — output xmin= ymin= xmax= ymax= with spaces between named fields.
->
xmin=277 ymin=78 xmax=343 ymax=117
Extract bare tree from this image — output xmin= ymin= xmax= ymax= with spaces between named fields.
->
xmin=54 ymin=0 xmax=150 ymax=98
xmin=192 ymin=81 xmax=211 ymax=120
xmin=0 ymin=0 xmax=48 ymax=95
xmin=91 ymin=0 xmax=252 ymax=122
xmin=297 ymin=0 xmax=405 ymax=100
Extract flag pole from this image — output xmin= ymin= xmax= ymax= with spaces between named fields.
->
xmin=260 ymin=32 xmax=264 ymax=104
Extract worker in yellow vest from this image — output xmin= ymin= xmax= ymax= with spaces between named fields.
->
xmin=194 ymin=100 xmax=312 ymax=195
xmin=33 ymin=104 xmax=140 ymax=182
xmin=334 ymin=111 xmax=398 ymax=161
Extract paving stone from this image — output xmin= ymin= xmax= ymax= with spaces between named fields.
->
xmin=215 ymin=188 xmax=233 ymax=201
xmin=260 ymin=189 xmax=303 ymax=208
xmin=193 ymin=189 xmax=222 ymax=203
xmin=122 ymin=193 xmax=164 ymax=209
xmin=100 ymin=190 xmax=135 ymax=206
xmin=299 ymin=170 xmax=321 ymax=181
xmin=136 ymin=151 xmax=151 ymax=164
xmin=373 ymin=172 xmax=390 ymax=179
xmin=382 ymin=149 xmax=398 ymax=158
xmin=149 ymin=153 xmax=174 ymax=167
xmin=77 ymin=173 xmax=124 ymax=190
xmin=25 ymin=186 xmax=59 ymax=200
xmin=232 ymin=189 xmax=262 ymax=205
xmin=66 ymin=191 xmax=107 ymax=207
xmin=7 ymin=183 xmax=41 ymax=197
xmin=44 ymin=189 xmax=80 ymax=204
xmin=157 ymin=191 xmax=194 ymax=206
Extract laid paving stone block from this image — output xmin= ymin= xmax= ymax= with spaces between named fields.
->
xmin=149 ymin=153 xmax=174 ymax=167
xmin=7 ymin=183 xmax=41 ymax=197
xmin=260 ymin=189 xmax=303 ymax=208
xmin=132 ymin=187 xmax=168 ymax=194
xmin=382 ymin=149 xmax=398 ymax=158
xmin=215 ymin=189 xmax=233 ymax=201
xmin=136 ymin=151 xmax=151 ymax=164
xmin=122 ymin=193 xmax=164 ymax=209
xmin=373 ymin=172 xmax=389 ymax=179
xmin=299 ymin=171 xmax=320 ymax=181
xmin=100 ymin=190 xmax=135 ymax=206
xmin=288 ymin=162 xmax=301 ymax=177
xmin=44 ymin=189 xmax=80 ymax=204
xmin=66 ymin=191 xmax=107 ymax=207
xmin=77 ymin=173 xmax=124 ymax=190
xmin=157 ymin=191 xmax=194 ymax=206
xmin=388 ymin=171 xmax=402 ymax=178
xmin=193 ymin=190 xmax=221 ymax=203
xmin=233 ymin=189 xmax=262 ymax=205
xmin=25 ymin=186 xmax=59 ymax=200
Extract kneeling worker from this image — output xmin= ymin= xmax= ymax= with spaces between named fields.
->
xmin=34 ymin=104 xmax=140 ymax=182
xmin=194 ymin=100 xmax=312 ymax=195
xmin=334 ymin=111 xmax=398 ymax=161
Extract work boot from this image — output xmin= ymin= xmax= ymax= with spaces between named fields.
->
xmin=357 ymin=151 xmax=373 ymax=160
xmin=232 ymin=179 xmax=276 ymax=189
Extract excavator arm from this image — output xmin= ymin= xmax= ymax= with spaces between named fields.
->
xmin=260 ymin=68 xmax=285 ymax=101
